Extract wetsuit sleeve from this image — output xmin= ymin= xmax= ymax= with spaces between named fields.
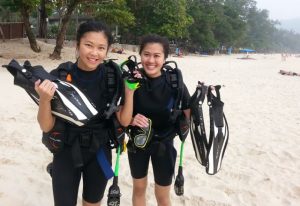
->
xmin=181 ymin=83 xmax=190 ymax=110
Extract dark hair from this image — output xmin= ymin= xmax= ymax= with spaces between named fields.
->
xmin=139 ymin=34 xmax=169 ymax=59
xmin=76 ymin=21 xmax=113 ymax=47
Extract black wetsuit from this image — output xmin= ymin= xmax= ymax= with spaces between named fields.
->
xmin=128 ymin=71 xmax=190 ymax=186
xmin=50 ymin=62 xmax=117 ymax=205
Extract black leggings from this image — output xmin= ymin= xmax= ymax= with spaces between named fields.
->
xmin=52 ymin=146 xmax=111 ymax=206
xmin=128 ymin=141 xmax=177 ymax=186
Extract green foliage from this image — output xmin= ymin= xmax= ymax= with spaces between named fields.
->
xmin=6 ymin=0 xmax=40 ymax=11
xmin=126 ymin=0 xmax=192 ymax=39
xmin=1 ymin=0 xmax=299 ymax=53
xmin=153 ymin=0 xmax=192 ymax=39
xmin=48 ymin=24 xmax=59 ymax=38
xmin=82 ymin=0 xmax=135 ymax=27
xmin=0 ymin=0 xmax=40 ymax=21
xmin=186 ymin=0 xmax=219 ymax=50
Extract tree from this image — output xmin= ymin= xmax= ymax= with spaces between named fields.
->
xmin=214 ymin=0 xmax=247 ymax=47
xmin=81 ymin=0 xmax=135 ymax=42
xmin=49 ymin=0 xmax=118 ymax=59
xmin=2 ymin=0 xmax=41 ymax=52
xmin=125 ymin=0 xmax=192 ymax=40
xmin=186 ymin=0 xmax=219 ymax=51
xmin=243 ymin=7 xmax=276 ymax=51
xmin=83 ymin=0 xmax=134 ymax=27
xmin=49 ymin=0 xmax=84 ymax=59
xmin=38 ymin=0 xmax=49 ymax=38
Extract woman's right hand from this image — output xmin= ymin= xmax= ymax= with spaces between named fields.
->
xmin=131 ymin=113 xmax=149 ymax=128
xmin=34 ymin=79 xmax=56 ymax=103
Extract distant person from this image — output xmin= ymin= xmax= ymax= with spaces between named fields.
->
xmin=227 ymin=47 xmax=232 ymax=55
xmin=117 ymin=47 xmax=125 ymax=54
xmin=175 ymin=47 xmax=179 ymax=56
xmin=281 ymin=53 xmax=287 ymax=61
xmin=175 ymin=47 xmax=183 ymax=57
xmin=111 ymin=47 xmax=125 ymax=54
xmin=279 ymin=69 xmax=300 ymax=76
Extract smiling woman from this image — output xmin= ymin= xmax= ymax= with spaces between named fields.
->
xmin=33 ymin=20 xmax=134 ymax=206
xmin=124 ymin=34 xmax=191 ymax=206
xmin=76 ymin=32 xmax=109 ymax=71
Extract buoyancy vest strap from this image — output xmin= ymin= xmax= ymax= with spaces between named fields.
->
xmin=97 ymin=148 xmax=114 ymax=179
xmin=163 ymin=61 xmax=184 ymax=123
xmin=57 ymin=61 xmax=74 ymax=82
xmin=103 ymin=60 xmax=123 ymax=119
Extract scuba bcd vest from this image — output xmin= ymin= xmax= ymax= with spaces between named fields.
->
xmin=121 ymin=56 xmax=189 ymax=150
xmin=163 ymin=61 xmax=189 ymax=142
xmin=120 ymin=56 xmax=185 ymax=121
xmin=42 ymin=60 xmax=125 ymax=154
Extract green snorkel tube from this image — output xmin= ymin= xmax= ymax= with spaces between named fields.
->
xmin=174 ymin=113 xmax=190 ymax=196
xmin=174 ymin=141 xmax=185 ymax=196
xmin=107 ymin=146 xmax=121 ymax=206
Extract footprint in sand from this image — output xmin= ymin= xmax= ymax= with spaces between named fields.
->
xmin=292 ymin=186 xmax=300 ymax=198
xmin=190 ymin=195 xmax=231 ymax=206
xmin=0 ymin=157 xmax=16 ymax=165
xmin=221 ymin=171 xmax=251 ymax=184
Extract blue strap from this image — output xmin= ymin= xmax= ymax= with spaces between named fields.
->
xmin=97 ymin=148 xmax=114 ymax=180
xmin=167 ymin=97 xmax=175 ymax=110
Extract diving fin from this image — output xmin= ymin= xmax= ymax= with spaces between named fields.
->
xmin=206 ymin=86 xmax=229 ymax=175
xmin=189 ymin=82 xmax=209 ymax=166
xmin=2 ymin=59 xmax=98 ymax=126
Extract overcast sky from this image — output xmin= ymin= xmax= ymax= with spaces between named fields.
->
xmin=255 ymin=0 xmax=300 ymax=20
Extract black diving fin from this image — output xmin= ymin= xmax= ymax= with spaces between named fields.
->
xmin=189 ymin=82 xmax=209 ymax=166
xmin=206 ymin=85 xmax=229 ymax=175
xmin=2 ymin=59 xmax=98 ymax=126
xmin=190 ymin=82 xmax=229 ymax=175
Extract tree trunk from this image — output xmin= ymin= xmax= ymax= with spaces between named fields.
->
xmin=20 ymin=5 xmax=41 ymax=52
xmin=39 ymin=0 xmax=48 ymax=39
xmin=49 ymin=1 xmax=79 ymax=60
xmin=0 ymin=25 xmax=5 ymax=42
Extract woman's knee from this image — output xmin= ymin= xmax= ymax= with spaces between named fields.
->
xmin=133 ymin=177 xmax=147 ymax=196
xmin=155 ymin=184 xmax=171 ymax=206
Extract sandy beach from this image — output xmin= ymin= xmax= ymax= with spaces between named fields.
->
xmin=0 ymin=39 xmax=300 ymax=206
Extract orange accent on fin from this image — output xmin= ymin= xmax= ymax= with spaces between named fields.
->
xmin=66 ymin=74 xmax=72 ymax=82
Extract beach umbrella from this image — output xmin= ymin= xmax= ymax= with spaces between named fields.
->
xmin=239 ymin=48 xmax=256 ymax=53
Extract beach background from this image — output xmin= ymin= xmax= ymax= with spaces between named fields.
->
xmin=0 ymin=39 xmax=299 ymax=206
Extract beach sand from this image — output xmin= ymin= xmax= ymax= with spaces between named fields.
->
xmin=0 ymin=39 xmax=300 ymax=206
